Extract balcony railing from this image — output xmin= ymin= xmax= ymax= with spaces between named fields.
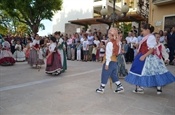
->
xmin=153 ymin=0 xmax=175 ymax=5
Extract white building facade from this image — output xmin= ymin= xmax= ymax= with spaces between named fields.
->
xmin=52 ymin=0 xmax=139 ymax=33
xmin=52 ymin=0 xmax=94 ymax=33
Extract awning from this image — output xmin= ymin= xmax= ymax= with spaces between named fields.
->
xmin=69 ymin=13 xmax=145 ymax=26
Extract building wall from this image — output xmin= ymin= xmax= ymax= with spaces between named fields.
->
xmin=65 ymin=23 xmax=108 ymax=35
xmin=149 ymin=1 xmax=175 ymax=32
xmin=52 ymin=0 xmax=94 ymax=33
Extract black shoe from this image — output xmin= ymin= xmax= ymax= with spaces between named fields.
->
xmin=133 ymin=88 xmax=144 ymax=94
xmin=96 ymin=88 xmax=104 ymax=94
xmin=114 ymin=83 xmax=124 ymax=93
xmin=157 ymin=87 xmax=162 ymax=95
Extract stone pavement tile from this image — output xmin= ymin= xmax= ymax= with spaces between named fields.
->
xmin=64 ymin=93 xmax=121 ymax=115
xmin=123 ymin=106 xmax=161 ymax=115
xmin=166 ymin=99 xmax=175 ymax=108
xmin=162 ymin=106 xmax=175 ymax=115
xmin=131 ymin=96 xmax=168 ymax=114
xmin=87 ymin=93 xmax=136 ymax=114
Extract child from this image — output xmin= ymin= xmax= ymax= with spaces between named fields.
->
xmin=13 ymin=40 xmax=26 ymax=62
xmin=38 ymin=39 xmax=45 ymax=67
xmin=82 ymin=34 xmax=89 ymax=62
xmin=76 ymin=41 xmax=82 ymax=61
xmin=25 ymin=38 xmax=33 ymax=61
xmin=155 ymin=34 xmax=170 ymax=67
xmin=125 ymin=24 xmax=175 ymax=94
xmin=99 ymin=41 xmax=105 ymax=62
xmin=96 ymin=28 xmax=124 ymax=94
xmin=92 ymin=44 xmax=97 ymax=61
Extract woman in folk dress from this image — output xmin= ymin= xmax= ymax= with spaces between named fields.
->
xmin=45 ymin=37 xmax=62 ymax=75
xmin=125 ymin=23 xmax=175 ymax=94
xmin=13 ymin=40 xmax=25 ymax=62
xmin=28 ymin=34 xmax=44 ymax=68
xmin=0 ymin=39 xmax=15 ymax=66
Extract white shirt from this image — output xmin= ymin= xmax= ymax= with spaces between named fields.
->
xmin=125 ymin=36 xmax=132 ymax=44
xmin=15 ymin=44 xmax=22 ymax=51
xmin=58 ymin=38 xmax=63 ymax=45
xmin=159 ymin=36 xmax=165 ymax=43
xmin=49 ymin=43 xmax=56 ymax=52
xmin=83 ymin=40 xmax=89 ymax=50
xmin=32 ymin=39 xmax=40 ymax=46
xmin=147 ymin=34 xmax=156 ymax=49
xmin=29 ymin=43 xmax=33 ymax=48
xmin=88 ymin=35 xmax=94 ymax=45
xmin=105 ymin=42 xmax=113 ymax=66
xmin=93 ymin=40 xmax=100 ymax=47
xmin=130 ymin=37 xmax=138 ymax=48
xmin=80 ymin=37 xmax=84 ymax=44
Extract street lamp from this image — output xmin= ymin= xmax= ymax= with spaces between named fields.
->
xmin=121 ymin=3 xmax=129 ymax=17
xmin=100 ymin=1 xmax=129 ymax=27
xmin=100 ymin=6 xmax=108 ymax=19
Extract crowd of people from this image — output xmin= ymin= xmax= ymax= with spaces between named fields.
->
xmin=96 ymin=24 xmax=175 ymax=95
xmin=0 ymin=24 xmax=175 ymax=94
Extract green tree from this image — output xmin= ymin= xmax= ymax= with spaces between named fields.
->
xmin=119 ymin=22 xmax=132 ymax=39
xmin=0 ymin=0 xmax=62 ymax=34
xmin=0 ymin=10 xmax=32 ymax=35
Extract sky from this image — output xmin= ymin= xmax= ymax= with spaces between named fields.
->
xmin=38 ymin=19 xmax=52 ymax=36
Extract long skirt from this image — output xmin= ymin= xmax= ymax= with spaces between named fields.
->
xmin=13 ymin=51 xmax=26 ymax=62
xmin=96 ymin=49 xmax=100 ymax=61
xmin=45 ymin=52 xmax=62 ymax=74
xmin=25 ymin=49 xmax=30 ymax=60
xmin=58 ymin=49 xmax=67 ymax=72
xmin=125 ymin=53 xmax=175 ymax=87
xmin=28 ymin=49 xmax=44 ymax=66
xmin=0 ymin=50 xmax=15 ymax=66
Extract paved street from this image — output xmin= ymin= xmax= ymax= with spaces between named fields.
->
xmin=0 ymin=61 xmax=175 ymax=115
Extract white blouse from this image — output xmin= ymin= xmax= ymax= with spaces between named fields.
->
xmin=105 ymin=42 xmax=113 ymax=66
xmin=156 ymin=43 xmax=169 ymax=61
xmin=147 ymin=34 xmax=156 ymax=49
xmin=15 ymin=44 xmax=22 ymax=50
xmin=49 ymin=43 xmax=56 ymax=52
xmin=32 ymin=40 xmax=40 ymax=46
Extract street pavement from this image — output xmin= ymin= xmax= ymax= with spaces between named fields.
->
xmin=0 ymin=60 xmax=175 ymax=115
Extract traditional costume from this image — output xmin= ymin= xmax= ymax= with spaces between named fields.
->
xmin=96 ymin=29 xmax=124 ymax=94
xmin=46 ymin=43 xmax=62 ymax=75
xmin=28 ymin=39 xmax=44 ymax=67
xmin=125 ymin=34 xmax=175 ymax=94
xmin=57 ymin=38 xmax=67 ymax=72
xmin=0 ymin=41 xmax=15 ymax=66
xmin=13 ymin=44 xmax=26 ymax=61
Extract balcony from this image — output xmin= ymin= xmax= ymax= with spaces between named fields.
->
xmin=153 ymin=0 xmax=175 ymax=5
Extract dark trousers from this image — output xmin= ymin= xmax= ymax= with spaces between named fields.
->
xmin=81 ymin=48 xmax=84 ymax=60
xmin=169 ymin=46 xmax=175 ymax=63
xmin=126 ymin=47 xmax=134 ymax=62
xmin=92 ymin=54 xmax=96 ymax=61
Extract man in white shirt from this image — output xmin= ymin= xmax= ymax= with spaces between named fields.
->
xmin=126 ymin=32 xmax=138 ymax=63
xmin=87 ymin=32 xmax=94 ymax=61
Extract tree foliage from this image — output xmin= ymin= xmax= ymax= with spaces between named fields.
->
xmin=0 ymin=0 xmax=62 ymax=34
xmin=0 ymin=10 xmax=32 ymax=35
